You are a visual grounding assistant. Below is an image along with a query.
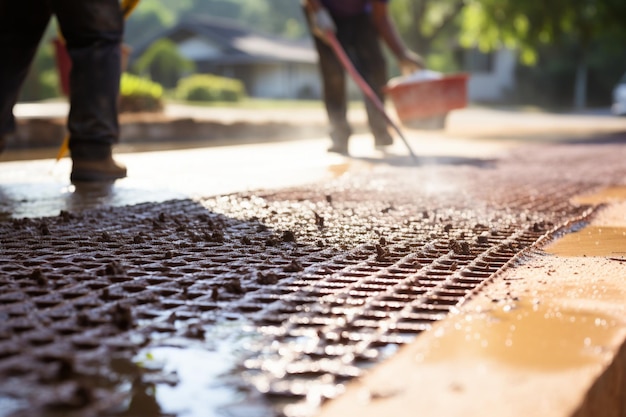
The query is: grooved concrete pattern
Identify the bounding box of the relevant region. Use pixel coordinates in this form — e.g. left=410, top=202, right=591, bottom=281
left=1, top=105, right=626, bottom=417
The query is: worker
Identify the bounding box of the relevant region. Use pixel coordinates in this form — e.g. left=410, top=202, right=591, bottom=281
left=303, top=0, right=424, bottom=155
left=0, top=0, right=127, bottom=182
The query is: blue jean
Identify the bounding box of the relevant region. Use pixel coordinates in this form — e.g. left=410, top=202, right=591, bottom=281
left=0, top=0, right=123, bottom=159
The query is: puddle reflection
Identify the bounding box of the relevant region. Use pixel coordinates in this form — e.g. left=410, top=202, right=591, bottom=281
left=135, top=347, right=239, bottom=417
left=124, top=322, right=271, bottom=417
left=544, top=226, right=626, bottom=257
left=422, top=300, right=618, bottom=371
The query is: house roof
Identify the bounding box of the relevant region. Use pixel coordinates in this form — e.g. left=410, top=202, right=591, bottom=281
left=131, top=15, right=317, bottom=65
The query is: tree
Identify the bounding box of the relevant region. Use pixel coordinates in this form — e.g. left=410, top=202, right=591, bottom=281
left=390, top=0, right=466, bottom=56
left=459, top=0, right=626, bottom=109
left=387, top=0, right=466, bottom=73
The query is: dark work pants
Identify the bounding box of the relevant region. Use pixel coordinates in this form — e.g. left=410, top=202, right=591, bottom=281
left=0, top=0, right=123, bottom=159
left=308, top=11, right=390, bottom=146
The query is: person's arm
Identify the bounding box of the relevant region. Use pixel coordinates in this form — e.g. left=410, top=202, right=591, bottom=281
left=371, top=1, right=424, bottom=73
left=303, top=0, right=335, bottom=41
left=303, top=0, right=323, bottom=13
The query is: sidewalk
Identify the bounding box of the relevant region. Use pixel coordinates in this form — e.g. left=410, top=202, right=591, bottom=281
left=8, top=101, right=338, bottom=153
left=7, top=101, right=626, bottom=156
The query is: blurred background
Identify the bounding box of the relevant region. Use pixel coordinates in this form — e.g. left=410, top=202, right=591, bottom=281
left=20, top=0, right=626, bottom=113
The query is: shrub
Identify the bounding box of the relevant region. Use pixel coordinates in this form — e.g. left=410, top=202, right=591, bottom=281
left=119, top=73, right=164, bottom=112
left=132, top=38, right=195, bottom=89
left=175, top=74, right=246, bottom=103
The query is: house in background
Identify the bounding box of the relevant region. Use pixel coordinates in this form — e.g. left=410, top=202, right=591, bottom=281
left=132, top=15, right=519, bottom=104
left=459, top=48, right=517, bottom=103
left=131, top=16, right=321, bottom=99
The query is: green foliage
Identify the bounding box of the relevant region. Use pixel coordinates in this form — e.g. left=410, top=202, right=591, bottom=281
left=125, top=0, right=176, bottom=48
left=132, top=38, right=195, bottom=89
left=460, top=0, right=626, bottom=65
left=18, top=41, right=60, bottom=101
left=119, top=73, right=164, bottom=112
left=389, top=0, right=465, bottom=56
left=459, top=0, right=626, bottom=107
left=175, top=74, right=245, bottom=103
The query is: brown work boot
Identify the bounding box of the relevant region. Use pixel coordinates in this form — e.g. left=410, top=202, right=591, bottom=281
left=71, top=156, right=127, bottom=182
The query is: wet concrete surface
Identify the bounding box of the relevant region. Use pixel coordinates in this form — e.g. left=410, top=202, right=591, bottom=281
left=319, top=189, right=626, bottom=417
left=1, top=106, right=626, bottom=417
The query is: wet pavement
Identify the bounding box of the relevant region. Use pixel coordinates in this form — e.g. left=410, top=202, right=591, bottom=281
left=1, top=105, right=626, bottom=417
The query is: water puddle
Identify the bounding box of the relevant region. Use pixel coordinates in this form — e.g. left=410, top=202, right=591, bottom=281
left=544, top=226, right=626, bottom=257
left=421, top=300, right=618, bottom=371
left=572, top=186, right=626, bottom=205
left=327, top=162, right=351, bottom=178
left=545, top=186, right=626, bottom=257
left=111, top=321, right=272, bottom=417
left=131, top=346, right=241, bottom=417
left=0, top=396, right=26, bottom=417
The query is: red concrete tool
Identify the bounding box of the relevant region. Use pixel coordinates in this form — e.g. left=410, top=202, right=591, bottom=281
left=324, top=31, right=418, bottom=162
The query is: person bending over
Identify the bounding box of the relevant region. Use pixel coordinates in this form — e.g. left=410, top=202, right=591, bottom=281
left=303, top=0, right=423, bottom=154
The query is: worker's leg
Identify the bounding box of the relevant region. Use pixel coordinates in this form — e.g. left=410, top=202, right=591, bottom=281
left=305, top=10, right=351, bottom=153
left=0, top=0, right=51, bottom=146
left=51, top=0, right=126, bottom=180
left=351, top=13, right=392, bottom=147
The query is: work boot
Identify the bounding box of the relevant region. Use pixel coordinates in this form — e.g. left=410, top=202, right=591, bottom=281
left=327, top=142, right=349, bottom=155
left=374, top=131, right=394, bottom=149
left=70, top=156, right=127, bottom=182
left=328, top=126, right=350, bottom=155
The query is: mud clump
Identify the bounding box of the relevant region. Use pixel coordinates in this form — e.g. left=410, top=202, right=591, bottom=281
left=185, top=323, right=205, bottom=340
left=282, top=230, right=296, bottom=243
left=476, top=233, right=489, bottom=244
left=224, top=279, right=244, bottom=295
left=100, top=231, right=113, bottom=242
left=257, top=272, right=279, bottom=285
left=283, top=260, right=304, bottom=272
left=105, top=261, right=126, bottom=276
left=59, top=210, right=74, bottom=222
left=532, top=221, right=552, bottom=233
left=313, top=211, right=325, bottom=229
left=30, top=268, right=48, bottom=286
left=213, top=231, right=225, bottom=242
left=111, top=304, right=133, bottom=330
left=39, top=222, right=51, bottom=236
left=45, top=382, right=93, bottom=410
left=450, top=239, right=471, bottom=255
left=375, top=244, right=389, bottom=261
